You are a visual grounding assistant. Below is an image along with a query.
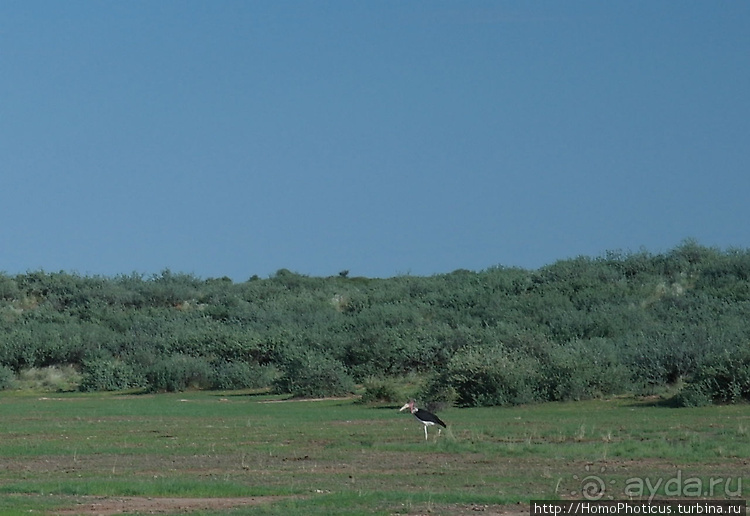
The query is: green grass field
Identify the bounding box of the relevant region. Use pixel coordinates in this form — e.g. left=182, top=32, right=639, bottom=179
left=0, top=391, right=748, bottom=515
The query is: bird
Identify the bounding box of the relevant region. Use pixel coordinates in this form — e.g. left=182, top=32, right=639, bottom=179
left=399, top=400, right=447, bottom=441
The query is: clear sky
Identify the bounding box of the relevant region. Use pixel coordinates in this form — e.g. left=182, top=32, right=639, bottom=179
left=2, top=2, right=749, bottom=280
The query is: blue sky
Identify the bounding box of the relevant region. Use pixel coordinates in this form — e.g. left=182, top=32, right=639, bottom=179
left=2, top=2, right=749, bottom=280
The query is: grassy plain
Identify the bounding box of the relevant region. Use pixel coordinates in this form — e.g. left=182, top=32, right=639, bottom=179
left=0, top=391, right=748, bottom=515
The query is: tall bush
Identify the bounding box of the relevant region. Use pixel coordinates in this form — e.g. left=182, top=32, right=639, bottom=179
left=144, top=354, right=214, bottom=392
left=542, top=339, right=631, bottom=401
left=0, top=365, right=15, bottom=390
left=80, top=359, right=141, bottom=392
left=273, top=350, right=354, bottom=398
left=431, top=345, right=544, bottom=407
left=675, top=347, right=750, bottom=407
left=212, top=361, right=276, bottom=390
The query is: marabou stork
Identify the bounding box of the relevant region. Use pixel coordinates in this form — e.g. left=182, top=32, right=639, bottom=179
left=399, top=400, right=447, bottom=441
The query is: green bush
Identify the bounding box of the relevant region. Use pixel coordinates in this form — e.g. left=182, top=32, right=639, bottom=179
left=673, top=383, right=713, bottom=408
left=0, top=365, right=15, bottom=390
left=435, top=345, right=544, bottom=407
left=419, top=376, right=458, bottom=408
left=543, top=339, right=632, bottom=401
left=145, top=355, right=214, bottom=392
left=212, top=361, right=276, bottom=390
left=677, top=348, right=750, bottom=405
left=360, top=377, right=403, bottom=404
left=80, top=359, right=140, bottom=392
left=0, top=328, right=38, bottom=370
left=3, top=243, right=750, bottom=402
left=273, top=350, right=354, bottom=398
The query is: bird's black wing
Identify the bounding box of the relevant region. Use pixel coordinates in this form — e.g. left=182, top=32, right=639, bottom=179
left=433, top=414, right=447, bottom=428
left=416, top=408, right=447, bottom=428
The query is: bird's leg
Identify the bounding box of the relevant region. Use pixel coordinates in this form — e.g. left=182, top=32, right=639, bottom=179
left=424, top=425, right=428, bottom=441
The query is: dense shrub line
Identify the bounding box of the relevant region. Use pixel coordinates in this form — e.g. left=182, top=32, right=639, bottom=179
left=1, top=241, right=750, bottom=406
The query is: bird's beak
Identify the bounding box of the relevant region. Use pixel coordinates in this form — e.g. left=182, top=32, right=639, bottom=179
left=399, top=403, right=410, bottom=412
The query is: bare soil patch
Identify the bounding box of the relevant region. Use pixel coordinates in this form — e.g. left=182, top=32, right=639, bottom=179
left=258, top=396, right=357, bottom=403
left=399, top=503, right=528, bottom=516
left=50, top=498, right=528, bottom=516
left=51, top=495, right=292, bottom=515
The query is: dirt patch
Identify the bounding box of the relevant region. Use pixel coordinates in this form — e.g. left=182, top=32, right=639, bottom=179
left=51, top=495, right=292, bottom=515
left=258, top=396, right=357, bottom=403
left=400, top=503, right=528, bottom=516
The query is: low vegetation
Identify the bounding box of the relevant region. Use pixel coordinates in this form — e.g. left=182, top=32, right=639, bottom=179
left=0, top=392, right=748, bottom=515
left=1, top=240, right=750, bottom=406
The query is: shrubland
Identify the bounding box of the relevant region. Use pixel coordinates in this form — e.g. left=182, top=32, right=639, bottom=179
left=1, top=240, right=749, bottom=407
